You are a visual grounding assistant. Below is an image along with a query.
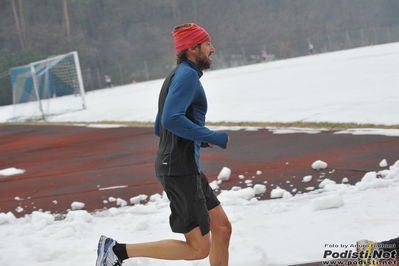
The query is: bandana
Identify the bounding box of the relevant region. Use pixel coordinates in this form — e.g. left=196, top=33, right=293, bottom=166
left=172, top=23, right=211, bottom=53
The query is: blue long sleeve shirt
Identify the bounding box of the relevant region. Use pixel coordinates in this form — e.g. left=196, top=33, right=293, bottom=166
left=154, top=60, right=228, bottom=177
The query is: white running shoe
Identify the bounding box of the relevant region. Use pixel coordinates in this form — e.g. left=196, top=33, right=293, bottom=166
left=96, top=235, right=122, bottom=266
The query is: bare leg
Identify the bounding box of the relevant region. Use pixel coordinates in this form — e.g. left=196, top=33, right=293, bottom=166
left=209, top=205, right=232, bottom=266
left=125, top=226, right=211, bottom=260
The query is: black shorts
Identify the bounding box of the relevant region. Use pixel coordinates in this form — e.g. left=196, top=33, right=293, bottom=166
left=156, top=172, right=220, bottom=236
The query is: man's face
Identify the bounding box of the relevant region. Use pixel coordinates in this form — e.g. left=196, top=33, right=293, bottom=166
left=196, top=41, right=215, bottom=70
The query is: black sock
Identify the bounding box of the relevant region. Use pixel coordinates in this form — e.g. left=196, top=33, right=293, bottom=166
left=113, top=243, right=128, bottom=261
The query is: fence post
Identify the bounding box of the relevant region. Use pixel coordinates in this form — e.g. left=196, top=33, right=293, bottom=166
left=144, top=60, right=149, bottom=81
left=96, top=68, right=101, bottom=89
left=219, top=50, right=225, bottom=68
left=360, top=29, right=365, bottom=46
left=119, top=64, right=124, bottom=85
left=373, top=28, right=378, bottom=44
left=345, top=31, right=352, bottom=49
left=90, top=68, right=94, bottom=91
left=30, top=63, right=45, bottom=120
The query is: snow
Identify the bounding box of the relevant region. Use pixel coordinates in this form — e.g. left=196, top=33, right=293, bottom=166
left=1, top=43, right=399, bottom=265
left=380, top=159, right=388, bottom=168
left=319, top=179, right=337, bottom=189
left=217, top=166, right=232, bottom=181
left=270, top=186, right=293, bottom=199
left=1, top=43, right=399, bottom=126
left=0, top=167, right=25, bottom=177
left=71, top=202, right=85, bottom=211
left=130, top=195, right=149, bottom=205
left=310, top=193, right=344, bottom=211
left=302, top=175, right=313, bottom=183
left=253, top=184, right=267, bottom=195
left=311, top=160, right=328, bottom=170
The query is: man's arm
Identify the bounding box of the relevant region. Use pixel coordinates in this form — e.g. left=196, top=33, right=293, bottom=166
left=161, top=71, right=228, bottom=148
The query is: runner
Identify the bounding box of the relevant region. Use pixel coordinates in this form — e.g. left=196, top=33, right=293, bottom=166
left=96, top=23, right=231, bottom=266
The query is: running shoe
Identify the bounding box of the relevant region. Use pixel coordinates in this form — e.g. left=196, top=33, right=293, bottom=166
left=96, top=235, right=122, bottom=266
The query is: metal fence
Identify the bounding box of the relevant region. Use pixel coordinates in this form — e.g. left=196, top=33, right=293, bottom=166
left=1, top=25, right=399, bottom=106
left=88, top=25, right=399, bottom=90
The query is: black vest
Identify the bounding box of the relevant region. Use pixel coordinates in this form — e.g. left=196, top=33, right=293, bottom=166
left=155, top=67, right=198, bottom=177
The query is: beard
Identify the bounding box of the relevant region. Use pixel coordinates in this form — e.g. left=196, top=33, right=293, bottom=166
left=197, top=49, right=212, bottom=70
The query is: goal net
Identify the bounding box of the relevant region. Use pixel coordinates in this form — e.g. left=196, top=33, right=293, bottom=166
left=9, top=51, right=87, bottom=121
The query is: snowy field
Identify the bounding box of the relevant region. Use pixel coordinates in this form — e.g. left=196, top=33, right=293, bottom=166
left=1, top=42, right=399, bottom=125
left=1, top=43, right=399, bottom=266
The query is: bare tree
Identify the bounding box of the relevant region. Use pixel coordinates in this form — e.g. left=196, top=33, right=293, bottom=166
left=63, top=0, right=72, bottom=50
left=11, top=0, right=24, bottom=50
left=17, top=0, right=27, bottom=47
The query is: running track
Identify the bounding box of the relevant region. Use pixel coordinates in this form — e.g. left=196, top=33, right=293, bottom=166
left=1, top=124, right=399, bottom=219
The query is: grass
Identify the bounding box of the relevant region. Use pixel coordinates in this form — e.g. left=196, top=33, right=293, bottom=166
left=2, top=120, right=399, bottom=130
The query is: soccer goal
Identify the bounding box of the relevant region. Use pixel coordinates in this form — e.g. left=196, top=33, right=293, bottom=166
left=9, top=51, right=87, bottom=121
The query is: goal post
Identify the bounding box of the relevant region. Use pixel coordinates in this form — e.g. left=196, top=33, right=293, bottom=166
left=9, top=51, right=87, bottom=121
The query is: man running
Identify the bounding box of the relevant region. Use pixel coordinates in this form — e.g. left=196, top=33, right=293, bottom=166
left=96, top=23, right=231, bottom=266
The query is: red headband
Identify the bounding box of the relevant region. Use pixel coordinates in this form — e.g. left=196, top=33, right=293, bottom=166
left=172, top=23, right=211, bottom=53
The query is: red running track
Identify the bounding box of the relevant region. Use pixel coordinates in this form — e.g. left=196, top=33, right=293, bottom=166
left=1, top=124, right=398, bottom=218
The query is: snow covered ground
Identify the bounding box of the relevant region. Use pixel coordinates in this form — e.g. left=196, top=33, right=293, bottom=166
left=1, top=42, right=399, bottom=125
left=1, top=43, right=399, bottom=266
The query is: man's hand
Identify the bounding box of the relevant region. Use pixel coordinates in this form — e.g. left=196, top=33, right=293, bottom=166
left=209, top=136, right=229, bottom=149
